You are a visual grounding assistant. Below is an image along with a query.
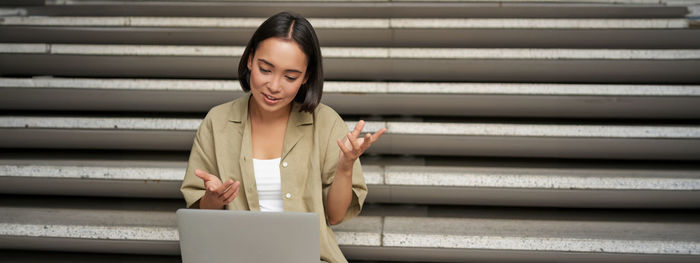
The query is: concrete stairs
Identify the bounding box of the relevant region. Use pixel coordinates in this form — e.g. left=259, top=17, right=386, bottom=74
left=1, top=0, right=700, bottom=262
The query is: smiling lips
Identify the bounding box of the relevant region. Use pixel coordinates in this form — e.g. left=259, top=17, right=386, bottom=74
left=262, top=92, right=281, bottom=105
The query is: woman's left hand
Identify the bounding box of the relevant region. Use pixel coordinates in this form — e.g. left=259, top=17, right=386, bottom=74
left=337, top=120, right=386, bottom=171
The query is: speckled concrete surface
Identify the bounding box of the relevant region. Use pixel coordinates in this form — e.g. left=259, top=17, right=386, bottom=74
left=3, top=77, right=699, bottom=96
left=382, top=232, right=700, bottom=255
left=382, top=216, right=700, bottom=255
left=1, top=206, right=699, bottom=255
left=387, top=122, right=700, bottom=138
left=0, top=77, right=241, bottom=91
left=0, top=165, right=185, bottom=181
left=385, top=165, right=700, bottom=190
left=0, top=43, right=45, bottom=53
left=4, top=161, right=699, bottom=190
left=390, top=18, right=689, bottom=28
left=389, top=48, right=700, bottom=59
left=384, top=82, right=700, bottom=96
left=0, top=222, right=379, bottom=246
left=322, top=47, right=389, bottom=58
left=0, top=116, right=202, bottom=130
left=331, top=216, right=383, bottom=246
left=0, top=163, right=383, bottom=185
left=2, top=116, right=699, bottom=138
left=0, top=16, right=688, bottom=29
left=0, top=204, right=381, bottom=247
left=345, top=121, right=385, bottom=134
left=0, top=17, right=389, bottom=28
left=52, top=44, right=244, bottom=56
left=361, top=165, right=385, bottom=185
left=0, top=223, right=178, bottom=241
left=3, top=44, right=699, bottom=59
left=3, top=162, right=698, bottom=203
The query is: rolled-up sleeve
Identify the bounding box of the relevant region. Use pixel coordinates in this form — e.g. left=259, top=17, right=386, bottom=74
left=321, top=112, right=368, bottom=225
left=181, top=113, right=218, bottom=208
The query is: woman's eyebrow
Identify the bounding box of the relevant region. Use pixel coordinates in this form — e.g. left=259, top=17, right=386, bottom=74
left=258, top=58, right=303, bottom=74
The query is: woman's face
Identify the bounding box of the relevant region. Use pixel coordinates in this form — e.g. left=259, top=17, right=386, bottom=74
left=247, top=37, right=309, bottom=115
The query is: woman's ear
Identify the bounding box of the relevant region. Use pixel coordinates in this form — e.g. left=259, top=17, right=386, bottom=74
left=247, top=54, right=253, bottom=70
left=303, top=73, right=310, bottom=85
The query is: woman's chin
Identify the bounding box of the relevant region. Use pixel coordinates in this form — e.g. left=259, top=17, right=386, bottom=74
left=253, top=95, right=290, bottom=113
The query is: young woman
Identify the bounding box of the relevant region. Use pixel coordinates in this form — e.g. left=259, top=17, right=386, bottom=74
left=180, top=12, right=385, bottom=262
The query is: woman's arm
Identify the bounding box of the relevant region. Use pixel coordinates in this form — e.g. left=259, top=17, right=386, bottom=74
left=181, top=111, right=240, bottom=209
left=325, top=120, right=385, bottom=225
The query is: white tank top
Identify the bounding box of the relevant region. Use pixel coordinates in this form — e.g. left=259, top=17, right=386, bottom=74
left=252, top=157, right=284, bottom=212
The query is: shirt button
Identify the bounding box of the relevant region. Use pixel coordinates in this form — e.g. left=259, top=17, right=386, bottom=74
left=285, top=193, right=292, bottom=199
left=282, top=161, right=288, bottom=168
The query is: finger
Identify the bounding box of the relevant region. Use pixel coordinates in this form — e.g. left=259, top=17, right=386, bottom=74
left=226, top=181, right=240, bottom=197
left=359, top=133, right=373, bottom=151
left=221, top=179, right=235, bottom=193
left=232, top=181, right=240, bottom=193
left=217, top=180, right=234, bottom=198
left=347, top=132, right=361, bottom=152
left=360, top=128, right=386, bottom=152
left=226, top=183, right=240, bottom=203
left=337, top=139, right=352, bottom=155
left=205, top=180, right=219, bottom=192
left=351, top=120, right=365, bottom=138
left=371, top=128, right=387, bottom=143
left=194, top=169, right=214, bottom=181
left=220, top=181, right=238, bottom=200
left=215, top=179, right=235, bottom=195
left=222, top=183, right=240, bottom=204
left=224, top=190, right=238, bottom=204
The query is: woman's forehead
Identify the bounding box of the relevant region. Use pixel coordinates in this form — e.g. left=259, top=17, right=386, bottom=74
left=255, top=37, right=308, bottom=72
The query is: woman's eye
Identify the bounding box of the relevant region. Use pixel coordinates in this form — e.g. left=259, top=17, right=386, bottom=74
left=285, top=76, right=298, bottom=81
left=259, top=67, right=271, bottom=73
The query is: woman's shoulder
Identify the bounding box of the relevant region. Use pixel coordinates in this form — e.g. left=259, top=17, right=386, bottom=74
left=204, top=95, right=248, bottom=121
left=313, top=103, right=344, bottom=126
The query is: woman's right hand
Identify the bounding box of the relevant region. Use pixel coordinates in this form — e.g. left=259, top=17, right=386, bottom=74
left=194, top=169, right=240, bottom=209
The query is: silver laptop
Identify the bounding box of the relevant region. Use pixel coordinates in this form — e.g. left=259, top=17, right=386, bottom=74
left=177, top=208, right=320, bottom=263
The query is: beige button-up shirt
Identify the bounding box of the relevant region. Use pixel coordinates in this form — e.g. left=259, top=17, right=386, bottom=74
left=181, top=93, right=367, bottom=263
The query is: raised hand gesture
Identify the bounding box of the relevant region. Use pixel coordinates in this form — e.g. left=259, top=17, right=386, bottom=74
left=194, top=169, right=240, bottom=209
left=336, top=120, right=386, bottom=171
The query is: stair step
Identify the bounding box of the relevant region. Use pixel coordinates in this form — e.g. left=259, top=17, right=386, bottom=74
left=4, top=17, right=689, bottom=29
left=4, top=26, right=699, bottom=48
left=11, top=1, right=690, bottom=18
left=0, top=197, right=378, bottom=256
left=1, top=153, right=699, bottom=208
left=2, top=44, right=699, bottom=83
left=3, top=16, right=697, bottom=48
left=1, top=1, right=698, bottom=261
left=360, top=216, right=700, bottom=262
left=0, top=250, right=181, bottom=263
left=2, top=116, right=699, bottom=159
left=3, top=77, right=699, bottom=118
left=1, top=198, right=698, bottom=262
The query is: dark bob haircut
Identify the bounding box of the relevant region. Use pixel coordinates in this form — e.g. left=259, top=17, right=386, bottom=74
left=238, top=12, right=324, bottom=113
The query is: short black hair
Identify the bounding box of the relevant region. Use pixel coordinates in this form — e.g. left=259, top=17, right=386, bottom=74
left=238, top=12, right=324, bottom=113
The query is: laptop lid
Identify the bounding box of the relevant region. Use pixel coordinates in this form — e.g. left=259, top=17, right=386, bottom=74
left=177, top=208, right=320, bottom=263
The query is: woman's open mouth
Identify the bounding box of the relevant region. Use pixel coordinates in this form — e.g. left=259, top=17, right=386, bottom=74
left=262, top=92, right=281, bottom=105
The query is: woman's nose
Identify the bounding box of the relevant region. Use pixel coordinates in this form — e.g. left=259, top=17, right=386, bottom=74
left=267, top=77, right=282, bottom=93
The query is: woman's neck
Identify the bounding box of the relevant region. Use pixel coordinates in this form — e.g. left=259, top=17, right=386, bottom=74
left=248, top=96, right=292, bottom=123
left=248, top=95, right=291, bottom=160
